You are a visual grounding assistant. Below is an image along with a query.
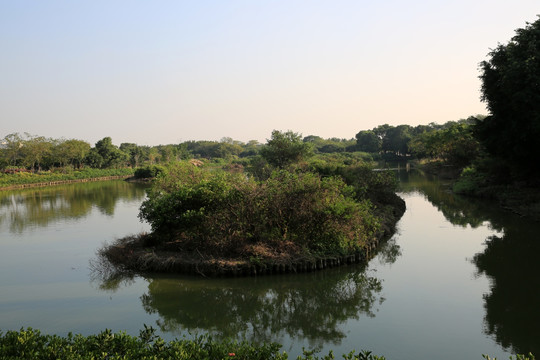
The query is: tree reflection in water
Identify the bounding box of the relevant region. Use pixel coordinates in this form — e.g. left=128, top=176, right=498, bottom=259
left=473, top=229, right=540, bottom=356
left=90, top=194, right=403, bottom=349
left=0, top=181, right=147, bottom=234
left=138, top=267, right=383, bottom=348
left=92, top=251, right=400, bottom=349
left=399, top=169, right=540, bottom=356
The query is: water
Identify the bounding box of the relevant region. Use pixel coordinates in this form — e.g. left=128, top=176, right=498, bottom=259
left=0, top=175, right=538, bottom=359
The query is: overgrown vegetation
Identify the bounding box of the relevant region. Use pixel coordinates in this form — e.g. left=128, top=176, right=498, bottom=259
left=99, top=130, right=405, bottom=276
left=139, top=163, right=381, bottom=257
left=0, top=327, right=533, bottom=360
left=0, top=327, right=387, bottom=360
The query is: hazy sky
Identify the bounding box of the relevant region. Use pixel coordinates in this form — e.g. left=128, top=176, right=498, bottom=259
left=1, top=1, right=539, bottom=146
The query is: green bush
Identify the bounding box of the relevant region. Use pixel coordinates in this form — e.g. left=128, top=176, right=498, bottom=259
left=307, top=157, right=398, bottom=201
left=134, top=165, right=168, bottom=179
left=453, top=166, right=483, bottom=195
left=138, top=163, right=380, bottom=256
left=0, top=327, right=288, bottom=360
left=0, top=327, right=533, bottom=360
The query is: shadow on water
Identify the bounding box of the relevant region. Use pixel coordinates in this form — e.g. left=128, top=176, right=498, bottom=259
left=471, top=215, right=540, bottom=356
left=0, top=181, right=147, bottom=234
left=91, top=238, right=401, bottom=349
left=399, top=168, right=540, bottom=356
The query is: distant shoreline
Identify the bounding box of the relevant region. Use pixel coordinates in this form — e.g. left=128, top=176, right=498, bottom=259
left=0, top=175, right=131, bottom=191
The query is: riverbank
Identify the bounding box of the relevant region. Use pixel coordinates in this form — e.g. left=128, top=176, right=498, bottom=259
left=0, top=168, right=134, bottom=190
left=417, top=160, right=540, bottom=221
left=455, top=181, right=540, bottom=221
left=97, top=192, right=406, bottom=277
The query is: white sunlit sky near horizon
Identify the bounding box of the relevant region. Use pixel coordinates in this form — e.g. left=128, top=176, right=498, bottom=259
left=1, top=1, right=539, bottom=146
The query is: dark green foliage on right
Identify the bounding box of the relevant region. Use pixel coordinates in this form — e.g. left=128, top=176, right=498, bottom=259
left=476, top=16, right=540, bottom=173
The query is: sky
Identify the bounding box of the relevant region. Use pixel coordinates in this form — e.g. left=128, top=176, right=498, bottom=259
left=1, top=1, right=539, bottom=146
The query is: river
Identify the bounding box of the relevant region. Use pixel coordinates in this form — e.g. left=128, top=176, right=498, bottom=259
left=0, top=172, right=538, bottom=359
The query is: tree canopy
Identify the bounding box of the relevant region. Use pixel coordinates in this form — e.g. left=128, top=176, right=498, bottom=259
left=260, top=130, right=313, bottom=168
left=476, top=16, right=540, bottom=171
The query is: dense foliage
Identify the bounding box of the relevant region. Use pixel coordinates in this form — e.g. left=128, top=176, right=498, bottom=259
left=0, top=327, right=307, bottom=360
left=353, top=116, right=483, bottom=168
left=139, top=162, right=381, bottom=257
left=260, top=130, right=313, bottom=168
left=408, top=122, right=480, bottom=167
left=477, top=16, right=540, bottom=172
left=0, top=328, right=533, bottom=360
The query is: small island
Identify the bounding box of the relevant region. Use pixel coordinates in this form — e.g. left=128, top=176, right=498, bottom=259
left=97, top=131, right=405, bottom=277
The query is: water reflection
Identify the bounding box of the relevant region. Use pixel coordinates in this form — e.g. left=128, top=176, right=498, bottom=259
left=0, top=181, right=147, bottom=234
left=144, top=267, right=382, bottom=348
left=397, top=169, right=498, bottom=229
left=473, top=221, right=540, bottom=355
left=400, top=168, right=540, bottom=356
left=93, top=238, right=402, bottom=349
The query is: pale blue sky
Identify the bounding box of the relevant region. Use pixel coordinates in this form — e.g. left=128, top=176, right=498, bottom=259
left=1, top=1, right=538, bottom=146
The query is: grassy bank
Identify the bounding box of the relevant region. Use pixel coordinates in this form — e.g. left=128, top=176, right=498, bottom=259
left=453, top=165, right=540, bottom=221
left=0, top=168, right=135, bottom=190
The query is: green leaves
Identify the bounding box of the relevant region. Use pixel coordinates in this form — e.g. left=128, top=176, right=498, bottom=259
left=138, top=163, right=380, bottom=256
left=0, top=327, right=290, bottom=359
left=477, top=16, right=540, bottom=171
left=260, top=130, right=313, bottom=168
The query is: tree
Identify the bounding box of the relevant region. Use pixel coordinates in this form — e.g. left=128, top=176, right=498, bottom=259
left=92, top=137, right=128, bottom=168
left=157, top=145, right=178, bottom=163
left=1, top=133, right=24, bottom=168
left=476, top=16, right=540, bottom=172
left=22, top=134, right=52, bottom=171
left=54, top=139, right=91, bottom=169
left=260, top=130, right=313, bottom=168
left=120, top=143, right=144, bottom=167
left=382, top=125, right=412, bottom=155
left=409, top=123, right=479, bottom=167
left=355, top=130, right=381, bottom=153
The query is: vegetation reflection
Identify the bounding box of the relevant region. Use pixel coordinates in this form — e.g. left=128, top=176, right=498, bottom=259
left=148, top=268, right=382, bottom=348
left=397, top=169, right=500, bottom=229
left=399, top=168, right=540, bottom=356
left=0, top=181, right=147, bottom=233
left=473, top=218, right=540, bottom=356
left=93, top=239, right=401, bottom=349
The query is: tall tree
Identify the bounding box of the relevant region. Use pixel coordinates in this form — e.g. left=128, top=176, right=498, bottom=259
left=382, top=125, right=412, bottom=155
left=355, top=130, right=381, bottom=153
left=54, top=139, right=91, bottom=169
left=260, top=130, right=313, bottom=168
left=476, top=16, right=540, bottom=172
left=1, top=133, right=24, bottom=167
left=120, top=143, right=144, bottom=167
left=22, top=134, right=52, bottom=171
left=93, top=137, right=128, bottom=168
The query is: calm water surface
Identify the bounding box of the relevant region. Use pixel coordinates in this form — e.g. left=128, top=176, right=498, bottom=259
left=0, top=175, right=538, bottom=359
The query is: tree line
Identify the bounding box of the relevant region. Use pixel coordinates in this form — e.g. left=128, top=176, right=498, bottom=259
left=0, top=117, right=484, bottom=173
left=3, top=15, right=539, bottom=180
